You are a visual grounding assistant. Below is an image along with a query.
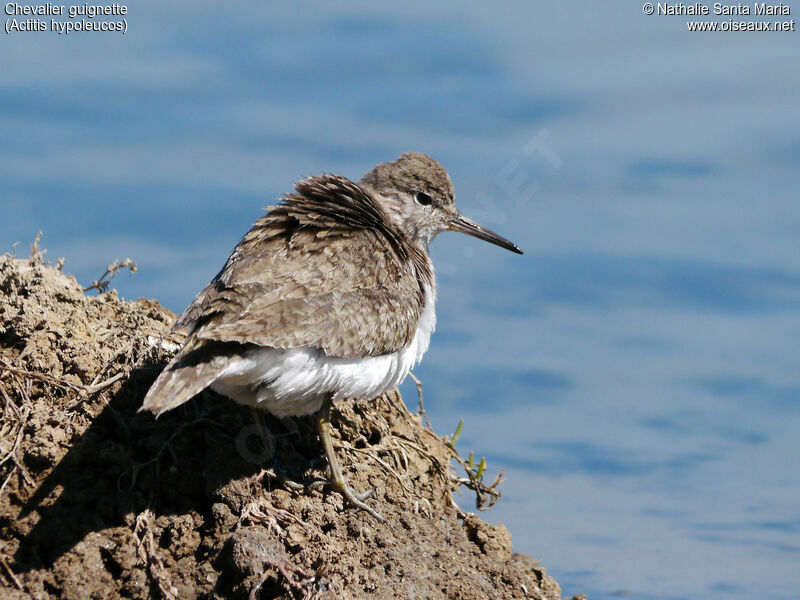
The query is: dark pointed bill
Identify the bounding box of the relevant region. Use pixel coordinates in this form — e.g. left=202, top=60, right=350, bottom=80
left=449, top=214, right=523, bottom=255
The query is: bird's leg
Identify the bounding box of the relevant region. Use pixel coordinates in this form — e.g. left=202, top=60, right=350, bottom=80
left=250, top=407, right=305, bottom=490
left=250, top=407, right=276, bottom=462
left=279, top=416, right=299, bottom=435
left=315, top=394, right=386, bottom=522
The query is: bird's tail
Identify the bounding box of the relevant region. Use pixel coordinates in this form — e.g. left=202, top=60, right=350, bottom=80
left=140, top=340, right=233, bottom=416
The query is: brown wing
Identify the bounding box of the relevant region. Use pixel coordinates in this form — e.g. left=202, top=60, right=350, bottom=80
left=175, top=175, right=431, bottom=358
left=140, top=339, right=243, bottom=416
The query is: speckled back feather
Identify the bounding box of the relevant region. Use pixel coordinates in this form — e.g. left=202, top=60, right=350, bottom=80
left=175, top=174, right=433, bottom=359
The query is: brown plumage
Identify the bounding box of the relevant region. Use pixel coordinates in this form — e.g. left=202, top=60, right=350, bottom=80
left=177, top=174, right=432, bottom=359
left=140, top=152, right=521, bottom=520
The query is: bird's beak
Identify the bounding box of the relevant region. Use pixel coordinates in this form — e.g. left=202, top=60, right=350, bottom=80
left=449, top=214, right=523, bottom=255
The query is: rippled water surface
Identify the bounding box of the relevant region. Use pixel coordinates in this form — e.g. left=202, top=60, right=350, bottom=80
left=3, top=3, right=799, bottom=598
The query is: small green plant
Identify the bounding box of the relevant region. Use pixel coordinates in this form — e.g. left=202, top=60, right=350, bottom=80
left=444, top=419, right=504, bottom=511
left=444, top=419, right=463, bottom=449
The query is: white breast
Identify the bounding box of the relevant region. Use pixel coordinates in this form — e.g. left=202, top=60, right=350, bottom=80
left=210, top=283, right=437, bottom=417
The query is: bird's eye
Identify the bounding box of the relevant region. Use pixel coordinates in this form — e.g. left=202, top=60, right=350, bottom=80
left=415, top=191, right=433, bottom=206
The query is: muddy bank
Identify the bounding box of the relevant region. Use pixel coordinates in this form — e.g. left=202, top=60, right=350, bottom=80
left=0, top=245, right=567, bottom=599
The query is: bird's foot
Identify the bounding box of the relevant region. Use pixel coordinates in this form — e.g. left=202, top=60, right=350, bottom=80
left=326, top=476, right=385, bottom=522
left=265, top=464, right=384, bottom=520
left=251, top=407, right=310, bottom=491
left=314, top=395, right=385, bottom=522
left=272, top=466, right=307, bottom=491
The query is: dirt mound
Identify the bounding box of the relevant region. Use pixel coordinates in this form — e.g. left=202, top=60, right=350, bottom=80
left=0, top=243, right=564, bottom=599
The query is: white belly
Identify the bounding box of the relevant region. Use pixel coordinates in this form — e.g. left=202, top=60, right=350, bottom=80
left=210, top=285, right=437, bottom=417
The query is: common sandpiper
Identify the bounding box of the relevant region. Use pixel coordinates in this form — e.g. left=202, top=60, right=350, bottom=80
left=141, top=152, right=522, bottom=521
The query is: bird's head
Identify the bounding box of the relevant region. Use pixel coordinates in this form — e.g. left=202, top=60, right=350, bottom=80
left=360, top=152, right=522, bottom=255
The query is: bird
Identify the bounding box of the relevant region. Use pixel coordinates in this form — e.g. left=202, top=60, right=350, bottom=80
left=140, top=152, right=522, bottom=521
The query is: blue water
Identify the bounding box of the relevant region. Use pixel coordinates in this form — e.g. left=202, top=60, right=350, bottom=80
left=2, top=3, right=799, bottom=598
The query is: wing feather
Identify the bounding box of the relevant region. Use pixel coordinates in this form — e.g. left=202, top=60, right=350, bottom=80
left=175, top=175, right=432, bottom=358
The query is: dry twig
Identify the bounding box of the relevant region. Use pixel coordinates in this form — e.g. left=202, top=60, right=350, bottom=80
left=134, top=509, right=179, bottom=600
left=83, top=258, right=138, bottom=293
left=239, top=493, right=311, bottom=534
left=0, top=359, right=82, bottom=393
left=408, top=371, right=434, bottom=430
left=342, top=445, right=414, bottom=495
left=0, top=557, right=22, bottom=590
left=28, top=231, right=46, bottom=265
